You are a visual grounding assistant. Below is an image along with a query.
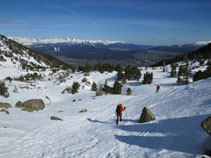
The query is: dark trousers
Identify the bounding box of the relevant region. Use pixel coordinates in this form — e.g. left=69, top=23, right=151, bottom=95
left=116, top=115, right=122, bottom=125
left=117, top=115, right=122, bottom=121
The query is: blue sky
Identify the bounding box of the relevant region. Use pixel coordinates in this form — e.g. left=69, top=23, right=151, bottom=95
left=0, top=0, right=211, bottom=45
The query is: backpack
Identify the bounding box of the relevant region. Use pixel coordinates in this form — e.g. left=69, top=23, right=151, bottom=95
left=116, top=105, right=121, bottom=114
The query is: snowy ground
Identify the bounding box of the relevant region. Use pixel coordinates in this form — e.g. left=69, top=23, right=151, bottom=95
left=0, top=65, right=211, bottom=158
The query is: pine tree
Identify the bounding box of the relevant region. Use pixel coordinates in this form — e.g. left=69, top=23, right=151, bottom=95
left=113, top=80, right=122, bottom=94
left=117, top=71, right=123, bottom=81
left=91, top=82, right=97, bottom=91
left=183, top=65, right=191, bottom=84
left=102, top=79, right=113, bottom=93
left=177, top=76, right=183, bottom=85
left=122, top=77, right=127, bottom=84
left=72, top=82, right=80, bottom=94
left=177, top=64, right=191, bottom=84
left=84, top=63, right=92, bottom=72
left=143, top=72, right=153, bottom=84
left=178, top=65, right=184, bottom=76
left=126, top=88, right=132, bottom=95
left=104, top=79, right=108, bottom=86
left=125, top=65, right=131, bottom=80
left=193, top=70, right=203, bottom=82
left=193, top=64, right=211, bottom=82
left=162, top=61, right=167, bottom=72
left=0, top=81, right=8, bottom=97
left=170, top=63, right=177, bottom=77
left=115, top=64, right=122, bottom=72
left=132, top=66, right=141, bottom=81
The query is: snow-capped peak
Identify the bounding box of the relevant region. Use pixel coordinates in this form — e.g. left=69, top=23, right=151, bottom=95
left=193, top=40, right=211, bottom=46
left=8, top=37, right=125, bottom=46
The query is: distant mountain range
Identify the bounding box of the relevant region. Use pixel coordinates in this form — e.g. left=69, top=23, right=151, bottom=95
left=9, top=37, right=211, bottom=66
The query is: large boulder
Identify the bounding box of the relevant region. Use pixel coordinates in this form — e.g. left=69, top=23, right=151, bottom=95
left=79, top=109, right=87, bottom=113
left=15, top=101, right=23, bottom=108
left=96, top=90, right=106, bottom=96
left=139, top=107, right=155, bottom=123
left=61, top=87, right=71, bottom=94
left=50, top=116, right=63, bottom=121
left=201, top=116, right=211, bottom=135
left=0, top=109, right=9, bottom=114
left=22, top=99, right=45, bottom=112
left=0, top=102, right=12, bottom=109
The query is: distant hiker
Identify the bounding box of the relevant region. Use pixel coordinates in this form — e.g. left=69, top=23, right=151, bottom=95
left=115, top=104, right=126, bottom=125
left=156, top=85, right=160, bottom=93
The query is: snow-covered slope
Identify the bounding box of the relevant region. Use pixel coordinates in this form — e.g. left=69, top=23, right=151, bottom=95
left=193, top=41, right=211, bottom=46
left=0, top=35, right=69, bottom=71
left=0, top=57, right=210, bottom=158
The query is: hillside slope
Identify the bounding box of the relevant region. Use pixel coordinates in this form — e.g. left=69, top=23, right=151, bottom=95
left=153, top=43, right=211, bottom=66
left=0, top=35, right=69, bottom=70
left=0, top=65, right=210, bottom=158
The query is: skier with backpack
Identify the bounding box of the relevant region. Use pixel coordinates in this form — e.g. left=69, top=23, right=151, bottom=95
left=155, top=85, right=160, bottom=93
left=115, top=103, right=126, bottom=125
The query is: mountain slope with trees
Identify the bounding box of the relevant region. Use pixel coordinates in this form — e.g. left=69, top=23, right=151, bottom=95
left=0, top=35, right=70, bottom=70
left=152, top=43, right=211, bottom=67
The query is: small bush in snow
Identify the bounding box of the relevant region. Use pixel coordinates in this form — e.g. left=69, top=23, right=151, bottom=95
left=91, top=82, right=97, bottom=91
left=82, top=77, right=88, bottom=83
left=5, top=76, right=13, bottom=83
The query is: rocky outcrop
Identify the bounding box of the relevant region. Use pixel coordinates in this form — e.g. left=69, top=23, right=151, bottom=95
left=0, top=55, right=6, bottom=62
left=22, top=99, right=45, bottom=112
left=61, top=87, right=71, bottom=94
left=15, top=101, right=23, bottom=108
left=201, top=116, right=211, bottom=135
left=96, top=90, right=106, bottom=96
left=50, top=116, right=63, bottom=121
left=0, top=109, right=9, bottom=114
left=139, top=107, right=155, bottom=123
left=79, top=109, right=87, bottom=113
left=0, top=102, right=12, bottom=109
left=202, top=137, right=211, bottom=158
left=84, top=72, right=90, bottom=76
left=203, top=150, right=211, bottom=158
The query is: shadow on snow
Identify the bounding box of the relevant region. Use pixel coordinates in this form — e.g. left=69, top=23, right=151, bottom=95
left=115, top=114, right=209, bottom=154
left=87, top=118, right=113, bottom=124
left=87, top=118, right=138, bottom=124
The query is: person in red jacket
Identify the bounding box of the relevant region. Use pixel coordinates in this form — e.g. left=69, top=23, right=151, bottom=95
left=155, top=85, right=160, bottom=93
left=115, top=104, right=126, bottom=125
